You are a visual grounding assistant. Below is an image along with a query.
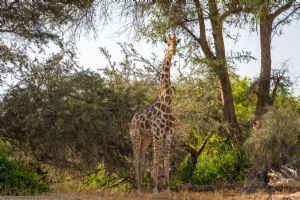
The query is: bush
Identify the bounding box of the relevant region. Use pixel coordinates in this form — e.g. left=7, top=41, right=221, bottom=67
left=0, top=142, right=49, bottom=195
left=82, top=163, right=131, bottom=191
left=178, top=147, right=248, bottom=185
left=192, top=150, right=247, bottom=184
left=244, top=107, right=300, bottom=171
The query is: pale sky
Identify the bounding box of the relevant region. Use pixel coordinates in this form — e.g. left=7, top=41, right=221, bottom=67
left=76, top=17, right=300, bottom=96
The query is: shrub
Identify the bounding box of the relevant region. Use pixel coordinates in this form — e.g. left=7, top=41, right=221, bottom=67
left=0, top=141, right=49, bottom=195
left=83, top=163, right=131, bottom=190
left=191, top=149, right=247, bottom=184
left=177, top=147, right=248, bottom=185
left=244, top=107, right=300, bottom=171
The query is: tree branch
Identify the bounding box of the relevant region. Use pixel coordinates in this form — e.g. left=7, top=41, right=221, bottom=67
left=179, top=23, right=200, bottom=43
left=193, top=0, right=215, bottom=59
left=196, top=131, right=214, bottom=155
left=268, top=167, right=300, bottom=189
left=220, top=7, right=243, bottom=21
left=182, top=131, right=215, bottom=159
left=219, top=4, right=254, bottom=22
left=270, top=0, right=294, bottom=20
left=182, top=143, right=197, bottom=158
left=272, top=4, right=300, bottom=31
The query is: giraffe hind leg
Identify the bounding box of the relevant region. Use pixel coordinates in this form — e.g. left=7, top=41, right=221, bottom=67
left=131, top=131, right=142, bottom=193
left=140, top=137, right=151, bottom=179
left=163, top=132, right=172, bottom=193
left=153, top=132, right=161, bottom=194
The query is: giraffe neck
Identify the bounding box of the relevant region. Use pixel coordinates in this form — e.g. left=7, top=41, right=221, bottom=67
left=159, top=52, right=173, bottom=105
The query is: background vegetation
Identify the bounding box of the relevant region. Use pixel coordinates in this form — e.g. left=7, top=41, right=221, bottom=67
left=0, top=0, right=299, bottom=195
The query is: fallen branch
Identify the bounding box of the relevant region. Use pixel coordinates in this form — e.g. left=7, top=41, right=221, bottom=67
left=268, top=166, right=300, bottom=189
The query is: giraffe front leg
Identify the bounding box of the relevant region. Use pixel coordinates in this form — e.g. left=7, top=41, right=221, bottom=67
left=153, top=135, right=160, bottom=195
left=131, top=134, right=142, bottom=193
left=140, top=137, right=151, bottom=178
left=164, top=132, right=172, bottom=193
left=133, top=150, right=141, bottom=193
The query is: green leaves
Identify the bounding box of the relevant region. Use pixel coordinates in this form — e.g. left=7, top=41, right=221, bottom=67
left=0, top=0, right=99, bottom=85
left=0, top=45, right=157, bottom=178
left=0, top=141, right=49, bottom=195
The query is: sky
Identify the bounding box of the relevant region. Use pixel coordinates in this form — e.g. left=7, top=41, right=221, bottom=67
left=76, top=16, right=300, bottom=96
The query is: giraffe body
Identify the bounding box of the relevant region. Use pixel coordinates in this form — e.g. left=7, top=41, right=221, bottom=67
left=130, top=34, right=177, bottom=194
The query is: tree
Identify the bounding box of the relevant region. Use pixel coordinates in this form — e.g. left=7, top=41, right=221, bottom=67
left=0, top=0, right=98, bottom=84
left=235, top=0, right=300, bottom=120
left=0, top=43, right=160, bottom=182
left=244, top=106, right=300, bottom=191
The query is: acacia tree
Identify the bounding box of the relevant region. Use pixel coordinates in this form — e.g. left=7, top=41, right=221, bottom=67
left=255, top=0, right=300, bottom=119
left=0, top=0, right=99, bottom=84
left=235, top=0, right=300, bottom=120
left=0, top=47, right=157, bottom=178
left=230, top=0, right=300, bottom=189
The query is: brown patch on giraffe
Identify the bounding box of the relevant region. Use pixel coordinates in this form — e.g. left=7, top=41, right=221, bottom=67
left=165, top=105, right=171, bottom=113
left=146, top=112, right=152, bottom=119
left=157, top=110, right=162, bottom=118
left=161, top=104, right=166, bottom=112
left=164, top=96, right=170, bottom=104
left=166, top=88, right=171, bottom=94
left=152, top=108, right=157, bottom=115
left=145, top=120, right=151, bottom=129
left=155, top=102, right=160, bottom=107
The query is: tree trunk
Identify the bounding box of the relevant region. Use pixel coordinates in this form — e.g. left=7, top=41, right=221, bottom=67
left=217, top=65, right=242, bottom=142
left=181, top=0, right=242, bottom=142
left=255, top=17, right=272, bottom=119
left=182, top=131, right=214, bottom=179
left=209, top=0, right=242, bottom=142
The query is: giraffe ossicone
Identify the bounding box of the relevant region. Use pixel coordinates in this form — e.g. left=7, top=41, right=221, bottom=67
left=129, top=34, right=178, bottom=194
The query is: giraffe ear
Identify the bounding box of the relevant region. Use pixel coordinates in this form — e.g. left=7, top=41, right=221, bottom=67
left=172, top=33, right=176, bottom=39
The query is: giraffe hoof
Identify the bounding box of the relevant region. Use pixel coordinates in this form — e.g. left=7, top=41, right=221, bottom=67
left=166, top=188, right=171, bottom=194
left=137, top=189, right=142, bottom=196
left=153, top=187, right=159, bottom=195
left=166, top=189, right=172, bottom=199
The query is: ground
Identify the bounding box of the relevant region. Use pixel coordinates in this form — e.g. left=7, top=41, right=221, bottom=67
left=1, top=190, right=299, bottom=200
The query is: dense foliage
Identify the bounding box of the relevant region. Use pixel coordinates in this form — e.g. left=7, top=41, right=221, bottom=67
left=0, top=0, right=98, bottom=84
left=0, top=52, right=154, bottom=176
left=0, top=0, right=300, bottom=195
left=0, top=141, right=49, bottom=195
left=245, top=107, right=300, bottom=171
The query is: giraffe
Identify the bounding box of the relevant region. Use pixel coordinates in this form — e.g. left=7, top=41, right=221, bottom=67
left=129, top=34, right=178, bottom=194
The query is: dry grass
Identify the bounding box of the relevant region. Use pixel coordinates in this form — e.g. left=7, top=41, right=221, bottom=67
left=0, top=190, right=286, bottom=200
left=1, top=184, right=297, bottom=200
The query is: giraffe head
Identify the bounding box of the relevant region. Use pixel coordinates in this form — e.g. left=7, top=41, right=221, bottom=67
left=166, top=34, right=178, bottom=57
